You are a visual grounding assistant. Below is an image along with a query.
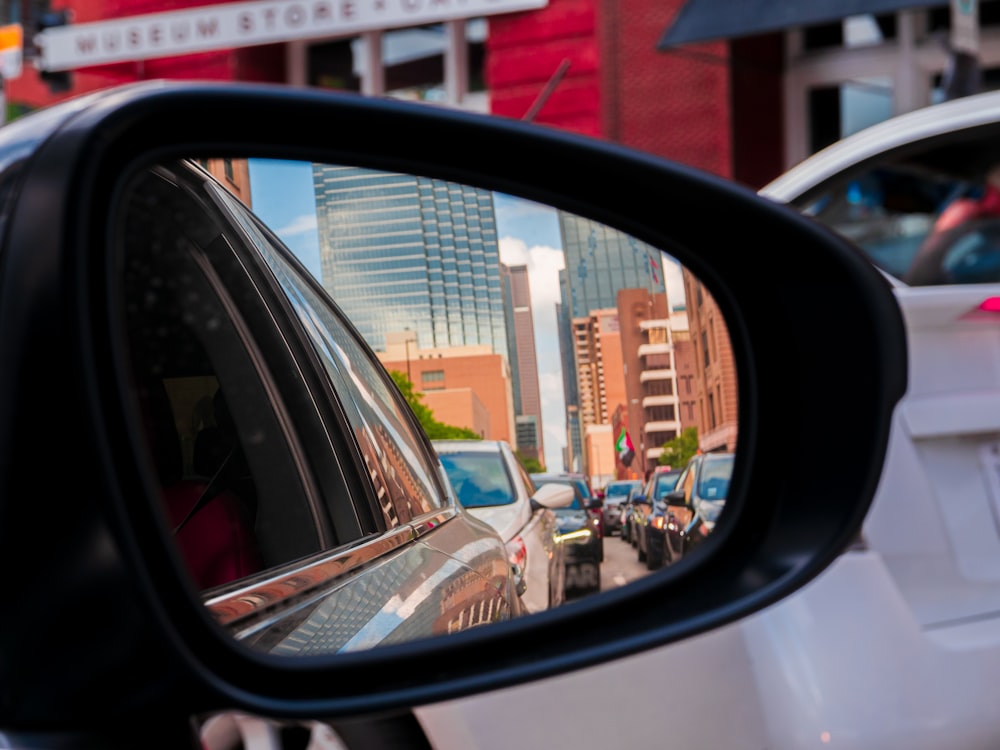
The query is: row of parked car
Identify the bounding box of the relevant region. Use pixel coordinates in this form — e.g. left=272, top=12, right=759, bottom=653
left=431, top=440, right=606, bottom=616
left=605, top=453, right=735, bottom=571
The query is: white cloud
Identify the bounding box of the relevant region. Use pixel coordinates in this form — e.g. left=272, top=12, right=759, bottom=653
left=539, top=371, right=567, bottom=471
left=500, top=236, right=569, bottom=470
left=662, top=256, right=687, bottom=310
left=278, top=213, right=318, bottom=237
left=499, top=237, right=566, bottom=311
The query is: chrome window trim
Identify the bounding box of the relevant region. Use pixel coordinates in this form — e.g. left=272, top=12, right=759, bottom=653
left=204, top=508, right=458, bottom=628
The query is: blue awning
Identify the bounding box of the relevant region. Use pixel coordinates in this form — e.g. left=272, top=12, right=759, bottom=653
left=658, top=0, right=948, bottom=49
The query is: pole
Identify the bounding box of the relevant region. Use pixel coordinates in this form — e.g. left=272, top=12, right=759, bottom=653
left=523, top=58, right=570, bottom=122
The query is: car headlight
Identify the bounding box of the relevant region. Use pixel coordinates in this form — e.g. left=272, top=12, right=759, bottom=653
left=557, top=528, right=594, bottom=543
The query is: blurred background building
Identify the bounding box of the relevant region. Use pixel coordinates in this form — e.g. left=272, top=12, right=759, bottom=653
left=12, top=0, right=993, bottom=463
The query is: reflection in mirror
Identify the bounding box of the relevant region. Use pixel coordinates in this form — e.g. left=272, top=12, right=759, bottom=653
left=114, top=156, right=738, bottom=657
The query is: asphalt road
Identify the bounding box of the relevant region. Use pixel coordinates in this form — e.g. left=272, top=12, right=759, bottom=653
left=601, top=530, right=650, bottom=591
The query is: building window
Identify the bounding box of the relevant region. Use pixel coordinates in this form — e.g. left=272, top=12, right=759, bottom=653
left=422, top=370, right=445, bottom=382
left=647, top=405, right=676, bottom=422
left=701, top=331, right=710, bottom=368
left=223, top=158, right=235, bottom=183
left=707, top=392, right=717, bottom=430
left=645, top=380, right=674, bottom=397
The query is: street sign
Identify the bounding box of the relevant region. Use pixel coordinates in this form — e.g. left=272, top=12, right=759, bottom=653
left=0, top=24, right=22, bottom=80
left=35, top=0, right=547, bottom=72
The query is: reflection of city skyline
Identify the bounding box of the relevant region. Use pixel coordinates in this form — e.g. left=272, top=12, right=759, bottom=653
left=246, top=161, right=703, bottom=474
left=312, top=164, right=509, bottom=361
left=311, top=165, right=548, bottom=465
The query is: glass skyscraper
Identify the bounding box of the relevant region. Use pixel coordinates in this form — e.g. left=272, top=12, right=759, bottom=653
left=312, top=164, right=508, bottom=361
left=558, top=211, right=667, bottom=318
left=557, top=211, right=667, bottom=473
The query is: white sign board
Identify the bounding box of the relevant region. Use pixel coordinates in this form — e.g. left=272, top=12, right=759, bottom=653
left=36, top=0, right=547, bottom=72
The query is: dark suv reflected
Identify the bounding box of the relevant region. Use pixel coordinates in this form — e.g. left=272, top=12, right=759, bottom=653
left=660, top=452, right=735, bottom=567
left=633, top=467, right=683, bottom=569
left=531, top=473, right=604, bottom=596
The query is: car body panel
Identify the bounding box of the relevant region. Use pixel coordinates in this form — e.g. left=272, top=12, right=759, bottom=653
left=434, top=440, right=567, bottom=614
left=760, top=93, right=1000, bottom=633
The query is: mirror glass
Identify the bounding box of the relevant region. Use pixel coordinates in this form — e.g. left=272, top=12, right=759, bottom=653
left=114, top=156, right=738, bottom=657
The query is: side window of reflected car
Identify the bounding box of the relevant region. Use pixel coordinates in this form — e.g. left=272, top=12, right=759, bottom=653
left=117, top=165, right=331, bottom=593
left=204, top=178, right=450, bottom=528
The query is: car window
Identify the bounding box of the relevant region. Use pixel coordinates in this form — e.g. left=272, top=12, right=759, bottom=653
left=437, top=451, right=515, bottom=508
left=206, top=180, right=449, bottom=527
left=118, top=166, right=330, bottom=591
left=654, top=472, right=680, bottom=498
left=604, top=483, right=633, bottom=498
left=696, top=455, right=734, bottom=500
left=801, top=159, right=1000, bottom=286
left=677, top=463, right=696, bottom=504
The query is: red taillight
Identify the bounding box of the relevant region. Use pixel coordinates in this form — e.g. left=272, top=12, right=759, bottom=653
left=506, top=536, right=527, bottom=569
left=961, top=297, right=1000, bottom=319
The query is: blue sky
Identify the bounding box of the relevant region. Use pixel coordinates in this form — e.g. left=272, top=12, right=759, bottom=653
left=248, top=159, right=322, bottom=278
left=247, top=159, right=684, bottom=471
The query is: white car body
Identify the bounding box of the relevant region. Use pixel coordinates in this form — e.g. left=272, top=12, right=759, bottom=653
left=432, top=439, right=574, bottom=615
left=417, top=90, right=1000, bottom=749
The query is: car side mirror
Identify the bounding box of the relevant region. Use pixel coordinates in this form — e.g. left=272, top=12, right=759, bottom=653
left=665, top=490, right=688, bottom=507
left=0, top=81, right=906, bottom=722
left=531, top=482, right=576, bottom=510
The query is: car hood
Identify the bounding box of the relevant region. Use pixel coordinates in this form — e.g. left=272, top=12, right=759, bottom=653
left=464, top=502, right=529, bottom=542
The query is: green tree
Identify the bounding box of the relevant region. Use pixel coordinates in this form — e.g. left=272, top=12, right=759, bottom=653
left=658, top=427, right=699, bottom=469
left=389, top=370, right=482, bottom=441
left=516, top=451, right=544, bottom=474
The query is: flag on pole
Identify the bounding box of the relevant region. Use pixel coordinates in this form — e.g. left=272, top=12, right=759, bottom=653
left=616, top=427, right=635, bottom=467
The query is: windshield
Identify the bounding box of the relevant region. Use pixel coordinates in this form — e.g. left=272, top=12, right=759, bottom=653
left=654, top=472, right=681, bottom=498
left=604, top=482, right=638, bottom=499
left=697, top=455, right=735, bottom=501
left=437, top=451, right=515, bottom=508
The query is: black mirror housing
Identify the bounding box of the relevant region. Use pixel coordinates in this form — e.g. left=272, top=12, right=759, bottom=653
left=0, top=81, right=906, bottom=726
left=665, top=490, right=688, bottom=507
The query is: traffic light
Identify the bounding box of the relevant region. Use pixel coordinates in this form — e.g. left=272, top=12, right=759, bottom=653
left=36, top=9, right=71, bottom=93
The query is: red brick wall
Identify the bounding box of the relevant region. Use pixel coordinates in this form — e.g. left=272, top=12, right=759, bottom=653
left=486, top=0, right=602, bottom=137
left=487, top=0, right=734, bottom=177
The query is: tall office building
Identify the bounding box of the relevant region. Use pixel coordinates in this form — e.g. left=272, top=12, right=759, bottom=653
left=501, top=264, right=544, bottom=466
left=312, top=164, right=509, bottom=363
left=556, top=211, right=668, bottom=475
left=558, top=212, right=666, bottom=319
